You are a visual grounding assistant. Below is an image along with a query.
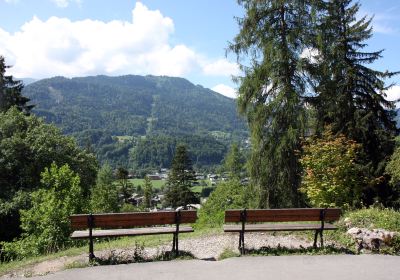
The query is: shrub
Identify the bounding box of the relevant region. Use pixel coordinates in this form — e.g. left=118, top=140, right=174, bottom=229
left=344, top=208, right=400, bottom=232
left=196, top=179, right=249, bottom=228
left=300, top=129, right=363, bottom=208
left=1, top=163, right=84, bottom=260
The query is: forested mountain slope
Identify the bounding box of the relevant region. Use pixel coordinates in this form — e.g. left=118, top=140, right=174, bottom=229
left=23, top=75, right=248, bottom=169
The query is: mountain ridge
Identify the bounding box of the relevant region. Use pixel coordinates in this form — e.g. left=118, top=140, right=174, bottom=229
left=22, top=75, right=248, bottom=169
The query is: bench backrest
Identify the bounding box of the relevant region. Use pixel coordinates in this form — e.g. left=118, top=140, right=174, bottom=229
left=70, top=210, right=197, bottom=230
left=225, top=208, right=341, bottom=223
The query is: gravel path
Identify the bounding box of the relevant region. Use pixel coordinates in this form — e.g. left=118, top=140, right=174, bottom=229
left=1, top=232, right=315, bottom=278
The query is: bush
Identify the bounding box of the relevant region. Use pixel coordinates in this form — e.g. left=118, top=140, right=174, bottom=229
left=1, top=163, right=84, bottom=261
left=196, top=179, right=249, bottom=228
left=300, top=129, right=363, bottom=208
left=344, top=208, right=400, bottom=232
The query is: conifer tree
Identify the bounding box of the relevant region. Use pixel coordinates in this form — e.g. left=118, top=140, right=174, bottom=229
left=229, top=0, right=312, bottom=208
left=143, top=175, right=153, bottom=208
left=0, top=56, right=33, bottom=114
left=308, top=0, right=398, bottom=204
left=164, top=145, right=198, bottom=208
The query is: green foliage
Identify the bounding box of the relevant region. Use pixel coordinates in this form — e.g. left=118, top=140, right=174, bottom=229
left=229, top=0, right=310, bottom=208
left=0, top=108, right=97, bottom=242
left=1, top=163, right=83, bottom=260
left=218, top=248, right=240, bottom=260
left=308, top=0, right=398, bottom=205
left=196, top=180, right=249, bottom=228
left=163, top=145, right=199, bottom=208
left=223, top=143, right=246, bottom=179
left=385, top=143, right=400, bottom=208
left=131, top=133, right=228, bottom=170
left=300, top=130, right=363, bottom=208
left=344, top=208, right=400, bottom=232
left=143, top=176, right=153, bottom=208
left=0, top=56, right=33, bottom=114
left=90, top=164, right=120, bottom=213
left=386, top=144, right=400, bottom=186
left=116, top=167, right=134, bottom=201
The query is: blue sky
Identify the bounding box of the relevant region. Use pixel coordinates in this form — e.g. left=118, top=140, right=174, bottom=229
left=0, top=0, right=399, bottom=101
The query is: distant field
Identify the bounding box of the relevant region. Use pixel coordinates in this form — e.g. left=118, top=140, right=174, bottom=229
left=128, top=178, right=166, bottom=189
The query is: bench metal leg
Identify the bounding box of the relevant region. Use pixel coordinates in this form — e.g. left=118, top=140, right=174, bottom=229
left=89, top=236, right=95, bottom=261
left=172, top=233, right=176, bottom=252
left=313, top=230, right=319, bottom=248
left=172, top=233, right=179, bottom=257
left=313, top=229, right=324, bottom=248
left=239, top=232, right=245, bottom=255
left=319, top=230, right=324, bottom=247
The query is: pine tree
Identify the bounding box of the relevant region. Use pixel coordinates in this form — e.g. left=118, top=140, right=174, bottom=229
left=0, top=56, right=33, bottom=114
left=308, top=0, right=398, bottom=204
left=164, top=145, right=198, bottom=208
left=229, top=0, right=312, bottom=208
left=143, top=175, right=153, bottom=208
left=224, top=143, right=245, bottom=180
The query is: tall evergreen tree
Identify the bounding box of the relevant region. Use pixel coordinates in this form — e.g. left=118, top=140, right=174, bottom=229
left=164, top=145, right=198, bottom=208
left=224, top=142, right=245, bottom=180
left=307, top=0, right=398, bottom=204
left=143, top=175, right=154, bottom=208
left=229, top=0, right=312, bottom=208
left=0, top=56, right=33, bottom=114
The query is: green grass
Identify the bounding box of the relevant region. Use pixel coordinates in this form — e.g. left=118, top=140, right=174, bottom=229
left=343, top=208, right=400, bottom=232
left=128, top=179, right=166, bottom=189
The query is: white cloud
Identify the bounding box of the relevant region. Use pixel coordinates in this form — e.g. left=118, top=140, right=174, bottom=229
left=386, top=86, right=400, bottom=108
left=203, top=59, right=240, bottom=76
left=4, top=0, right=19, bottom=3
left=212, top=84, right=237, bottom=99
left=0, top=2, right=235, bottom=80
left=51, top=0, right=81, bottom=8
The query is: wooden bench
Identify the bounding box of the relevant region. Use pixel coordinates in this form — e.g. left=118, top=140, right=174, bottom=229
left=70, top=210, right=197, bottom=260
left=223, top=208, right=341, bottom=254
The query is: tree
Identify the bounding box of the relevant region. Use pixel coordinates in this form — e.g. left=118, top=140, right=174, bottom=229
left=300, top=129, right=363, bottom=208
left=385, top=137, right=400, bottom=208
left=90, top=164, right=120, bottom=213
left=1, top=163, right=83, bottom=259
left=223, top=143, right=246, bottom=179
left=116, top=167, right=133, bottom=201
left=0, top=108, right=97, bottom=242
left=0, top=56, right=33, bottom=114
left=307, top=0, right=398, bottom=204
left=143, top=176, right=153, bottom=208
left=229, top=0, right=311, bottom=208
left=163, top=145, right=199, bottom=208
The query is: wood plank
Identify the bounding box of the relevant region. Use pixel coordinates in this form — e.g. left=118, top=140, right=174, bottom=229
left=71, top=226, right=194, bottom=239
left=223, top=223, right=337, bottom=232
left=70, top=210, right=197, bottom=229
left=225, top=208, right=341, bottom=223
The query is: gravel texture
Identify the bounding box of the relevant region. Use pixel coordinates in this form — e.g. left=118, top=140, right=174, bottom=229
left=1, top=232, right=314, bottom=278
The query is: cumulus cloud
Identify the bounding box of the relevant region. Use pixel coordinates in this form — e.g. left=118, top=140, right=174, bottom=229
left=0, top=2, right=235, bottom=80
left=386, top=85, right=400, bottom=108
left=203, top=59, right=240, bottom=76
left=212, top=84, right=237, bottom=99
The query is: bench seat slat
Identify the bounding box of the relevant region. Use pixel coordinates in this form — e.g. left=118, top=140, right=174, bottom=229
left=225, top=208, right=341, bottom=223
left=70, top=210, right=197, bottom=229
left=71, top=226, right=194, bottom=239
left=223, top=223, right=337, bottom=232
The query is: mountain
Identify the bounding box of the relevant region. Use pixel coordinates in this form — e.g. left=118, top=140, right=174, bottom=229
left=23, top=75, right=248, bottom=170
